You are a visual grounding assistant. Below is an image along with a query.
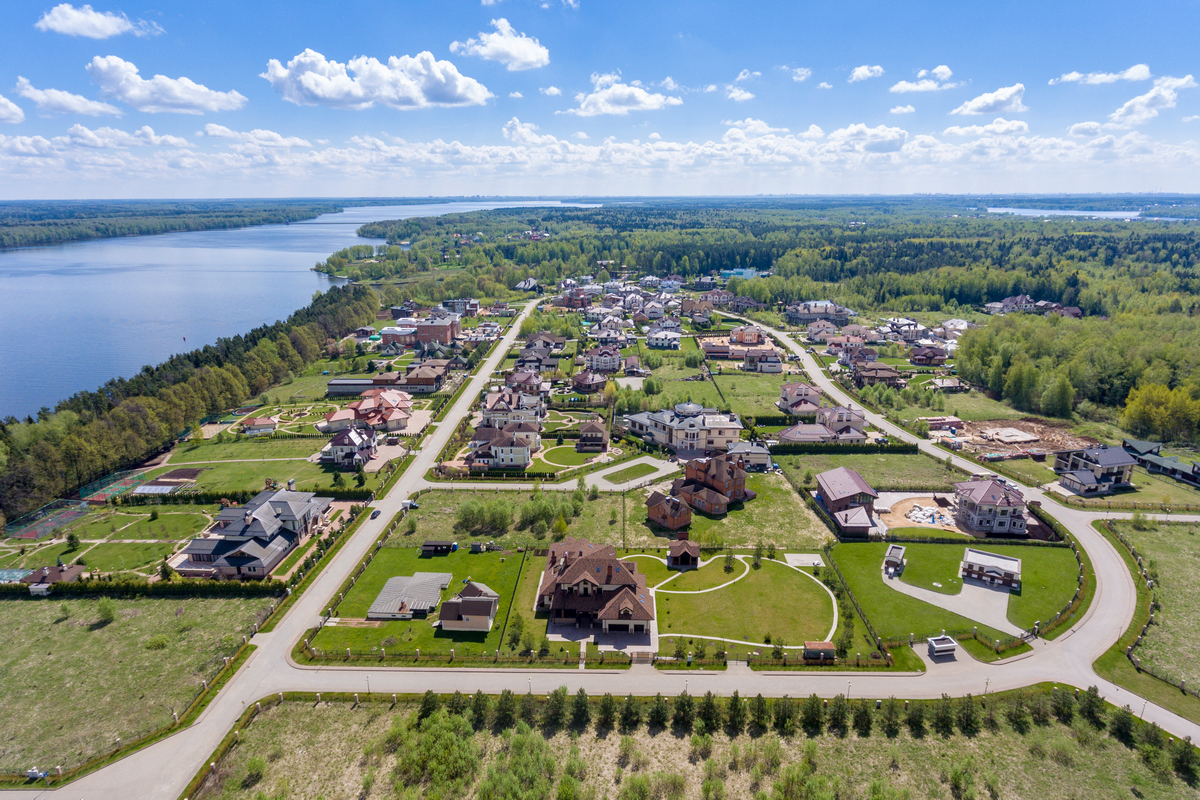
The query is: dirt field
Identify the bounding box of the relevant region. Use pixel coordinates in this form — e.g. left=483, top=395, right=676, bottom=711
left=955, top=418, right=1097, bottom=457
left=877, top=495, right=962, bottom=533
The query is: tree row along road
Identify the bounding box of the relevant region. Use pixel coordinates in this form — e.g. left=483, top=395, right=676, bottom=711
left=11, top=306, right=1200, bottom=800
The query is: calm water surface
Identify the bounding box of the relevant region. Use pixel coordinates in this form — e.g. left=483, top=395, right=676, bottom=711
left=987, top=207, right=1141, bottom=219
left=0, top=201, right=577, bottom=418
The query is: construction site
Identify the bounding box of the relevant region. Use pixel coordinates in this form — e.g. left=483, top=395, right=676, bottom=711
left=925, top=417, right=1098, bottom=462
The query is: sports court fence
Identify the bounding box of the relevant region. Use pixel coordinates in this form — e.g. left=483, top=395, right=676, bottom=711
left=79, top=470, right=146, bottom=502
left=3, top=499, right=89, bottom=540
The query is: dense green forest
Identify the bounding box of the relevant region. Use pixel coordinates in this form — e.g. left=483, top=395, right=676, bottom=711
left=0, top=285, right=377, bottom=521
left=0, top=197, right=488, bottom=248
left=336, top=199, right=1200, bottom=317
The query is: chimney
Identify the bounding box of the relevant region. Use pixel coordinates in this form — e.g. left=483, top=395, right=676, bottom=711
left=677, top=530, right=690, bottom=542
left=244, top=509, right=253, bottom=525
left=288, top=479, right=296, bottom=491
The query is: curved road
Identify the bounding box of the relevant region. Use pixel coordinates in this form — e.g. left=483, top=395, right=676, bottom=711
left=12, top=306, right=1200, bottom=799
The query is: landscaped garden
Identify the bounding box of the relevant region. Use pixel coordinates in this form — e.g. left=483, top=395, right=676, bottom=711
left=309, top=546, right=525, bottom=658
left=190, top=687, right=1199, bottom=800
left=174, top=438, right=324, bottom=462
left=831, top=542, right=1080, bottom=641
left=0, top=596, right=270, bottom=773
left=657, top=558, right=835, bottom=649
left=779, top=452, right=962, bottom=492
left=599, top=462, right=659, bottom=484
left=538, top=445, right=595, bottom=468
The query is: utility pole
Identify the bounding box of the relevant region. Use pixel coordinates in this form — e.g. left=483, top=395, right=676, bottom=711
left=622, top=489, right=627, bottom=549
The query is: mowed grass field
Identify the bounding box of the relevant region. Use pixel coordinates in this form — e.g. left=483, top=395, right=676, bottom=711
left=779, top=452, right=962, bottom=491
left=172, top=438, right=324, bottom=462
left=895, top=542, right=1081, bottom=630
left=632, top=473, right=832, bottom=551
left=0, top=596, right=269, bottom=772
left=600, top=462, right=659, bottom=484
left=656, top=560, right=834, bottom=647
left=310, top=547, right=524, bottom=658
left=888, top=389, right=1027, bottom=423
left=144, top=458, right=384, bottom=494
left=1112, top=521, right=1200, bottom=688
left=712, top=372, right=792, bottom=417
left=402, top=490, right=630, bottom=549
left=195, top=698, right=1199, bottom=800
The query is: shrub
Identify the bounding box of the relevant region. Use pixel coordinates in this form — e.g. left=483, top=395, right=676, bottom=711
left=97, top=597, right=116, bottom=624
left=145, top=633, right=170, bottom=650
left=597, top=692, right=617, bottom=730
left=853, top=699, right=873, bottom=737
left=242, top=755, right=266, bottom=788
left=651, top=772, right=686, bottom=800
left=674, top=690, right=695, bottom=730
left=648, top=693, right=670, bottom=728
left=621, top=693, right=641, bottom=731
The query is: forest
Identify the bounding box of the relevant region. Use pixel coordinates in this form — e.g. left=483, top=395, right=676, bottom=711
left=0, top=284, right=378, bottom=522
left=335, top=198, right=1200, bottom=318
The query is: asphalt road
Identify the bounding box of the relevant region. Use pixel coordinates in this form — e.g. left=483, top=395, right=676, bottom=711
left=10, top=307, right=1200, bottom=799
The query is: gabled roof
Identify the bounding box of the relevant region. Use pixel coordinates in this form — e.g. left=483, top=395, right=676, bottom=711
left=816, top=467, right=878, bottom=502
left=668, top=539, right=701, bottom=558
left=954, top=479, right=1024, bottom=507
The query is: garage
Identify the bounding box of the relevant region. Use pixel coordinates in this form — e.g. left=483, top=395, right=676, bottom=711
left=607, top=623, right=629, bottom=633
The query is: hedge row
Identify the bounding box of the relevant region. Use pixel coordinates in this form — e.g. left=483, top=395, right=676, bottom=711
left=0, top=575, right=285, bottom=599
left=768, top=442, right=919, bottom=456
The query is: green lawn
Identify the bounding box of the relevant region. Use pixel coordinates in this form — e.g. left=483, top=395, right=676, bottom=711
left=511, top=551, right=549, bottom=643
left=70, top=512, right=146, bottom=540
left=311, top=547, right=524, bottom=658
left=403, top=490, right=631, bottom=548
left=616, top=552, right=675, bottom=588
left=629, top=472, right=830, bottom=551
left=7, top=540, right=87, bottom=569
left=779, top=452, right=962, bottom=491
left=886, top=526, right=975, bottom=541
left=1111, top=521, right=1200, bottom=689
left=711, top=373, right=793, bottom=418
left=542, top=411, right=596, bottom=432
left=145, top=459, right=383, bottom=495
left=831, top=542, right=1010, bottom=642
left=0, top=596, right=268, bottom=772
left=658, top=556, right=749, bottom=591
left=656, top=559, right=834, bottom=645
left=173, top=438, right=323, bottom=462
left=80, top=542, right=180, bottom=573
left=107, top=512, right=210, bottom=540
left=539, top=446, right=593, bottom=467
left=600, top=463, right=659, bottom=484
left=840, top=541, right=1080, bottom=637
left=654, top=378, right=725, bottom=410
left=989, top=458, right=1059, bottom=488
left=889, top=389, right=1026, bottom=424
left=1054, top=466, right=1200, bottom=510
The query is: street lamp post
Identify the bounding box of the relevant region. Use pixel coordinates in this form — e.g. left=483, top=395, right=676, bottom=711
left=366, top=674, right=371, bottom=696
left=984, top=677, right=990, bottom=696
left=847, top=681, right=851, bottom=700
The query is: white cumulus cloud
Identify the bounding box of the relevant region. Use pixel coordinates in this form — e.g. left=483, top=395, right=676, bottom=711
left=735, top=69, right=761, bottom=82
left=828, top=122, right=907, bottom=152
left=0, top=93, right=24, bottom=123
left=450, top=18, right=550, bottom=71
left=726, top=86, right=755, bottom=102
left=15, top=76, right=121, bottom=116
left=943, top=117, right=1029, bottom=136
left=66, top=123, right=188, bottom=147
left=891, top=67, right=957, bottom=93
left=1050, top=64, right=1151, bottom=85
left=540, top=85, right=561, bottom=96
left=262, top=49, right=491, bottom=110
left=818, top=82, right=832, bottom=90
left=561, top=72, right=682, bottom=116
left=890, top=104, right=915, bottom=114
left=1068, top=121, right=1103, bottom=137
left=34, top=3, right=162, bottom=38
left=723, top=118, right=787, bottom=135
left=1108, top=75, right=1197, bottom=127
left=951, top=84, right=1027, bottom=115
left=848, top=65, right=884, bottom=83
left=790, top=68, right=812, bottom=82
left=1185, top=115, right=1200, bottom=123
left=501, top=117, right=559, bottom=146
left=661, top=77, right=681, bottom=91
left=87, top=56, right=246, bottom=114
left=201, top=124, right=310, bottom=147
left=573, top=131, right=588, bottom=139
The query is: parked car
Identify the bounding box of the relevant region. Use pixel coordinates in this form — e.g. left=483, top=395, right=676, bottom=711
left=370, top=509, right=381, bottom=519
left=401, top=500, right=420, bottom=510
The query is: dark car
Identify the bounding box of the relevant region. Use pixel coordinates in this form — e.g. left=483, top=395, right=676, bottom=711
left=370, top=509, right=381, bottom=519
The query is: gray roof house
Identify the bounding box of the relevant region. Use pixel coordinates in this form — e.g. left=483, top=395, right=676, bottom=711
left=368, top=573, right=453, bottom=619
left=173, top=489, right=332, bottom=580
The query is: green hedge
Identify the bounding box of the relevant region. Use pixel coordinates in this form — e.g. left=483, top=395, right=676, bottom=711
left=768, top=442, right=919, bottom=455
left=0, top=576, right=284, bottom=599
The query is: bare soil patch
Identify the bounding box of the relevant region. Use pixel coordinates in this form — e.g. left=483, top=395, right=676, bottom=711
left=958, top=417, right=1097, bottom=457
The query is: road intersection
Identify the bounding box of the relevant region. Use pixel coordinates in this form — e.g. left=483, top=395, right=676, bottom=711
left=10, top=305, right=1200, bottom=799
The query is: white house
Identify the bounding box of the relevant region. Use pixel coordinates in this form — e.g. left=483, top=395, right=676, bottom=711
left=647, top=330, right=683, bottom=349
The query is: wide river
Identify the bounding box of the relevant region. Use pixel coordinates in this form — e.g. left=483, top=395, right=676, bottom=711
left=0, top=201, right=579, bottom=419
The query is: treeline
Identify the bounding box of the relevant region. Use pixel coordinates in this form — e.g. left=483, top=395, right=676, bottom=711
left=954, top=313, right=1200, bottom=433
left=0, top=200, right=349, bottom=249
left=0, top=285, right=378, bottom=522
left=345, top=199, right=1200, bottom=318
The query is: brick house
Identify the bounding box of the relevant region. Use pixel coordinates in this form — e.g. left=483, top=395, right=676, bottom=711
left=667, top=534, right=701, bottom=567
left=536, top=538, right=655, bottom=634
left=576, top=419, right=609, bottom=452
left=954, top=480, right=1028, bottom=535
left=646, top=492, right=692, bottom=531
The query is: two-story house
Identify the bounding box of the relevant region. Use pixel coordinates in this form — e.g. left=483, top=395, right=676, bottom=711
left=584, top=345, right=623, bottom=373
left=954, top=480, right=1028, bottom=535
left=1053, top=445, right=1137, bottom=495
left=481, top=387, right=545, bottom=426
left=623, top=402, right=743, bottom=455
left=815, top=467, right=878, bottom=536
left=536, top=538, right=655, bottom=634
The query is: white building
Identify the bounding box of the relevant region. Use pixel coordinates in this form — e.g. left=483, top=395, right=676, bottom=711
left=623, top=402, right=743, bottom=454
left=647, top=330, right=683, bottom=349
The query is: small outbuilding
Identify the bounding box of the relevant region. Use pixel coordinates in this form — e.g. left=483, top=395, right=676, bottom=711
left=927, top=634, right=957, bottom=658
left=667, top=536, right=701, bottom=569
left=421, top=540, right=455, bottom=556
left=883, top=544, right=906, bottom=575
left=803, top=641, right=837, bottom=662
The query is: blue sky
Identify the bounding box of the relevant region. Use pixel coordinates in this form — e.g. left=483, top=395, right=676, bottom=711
left=2, top=0, right=1199, bottom=197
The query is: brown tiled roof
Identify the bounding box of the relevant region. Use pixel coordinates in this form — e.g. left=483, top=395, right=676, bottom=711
left=816, top=466, right=878, bottom=502
left=668, top=539, right=701, bottom=558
